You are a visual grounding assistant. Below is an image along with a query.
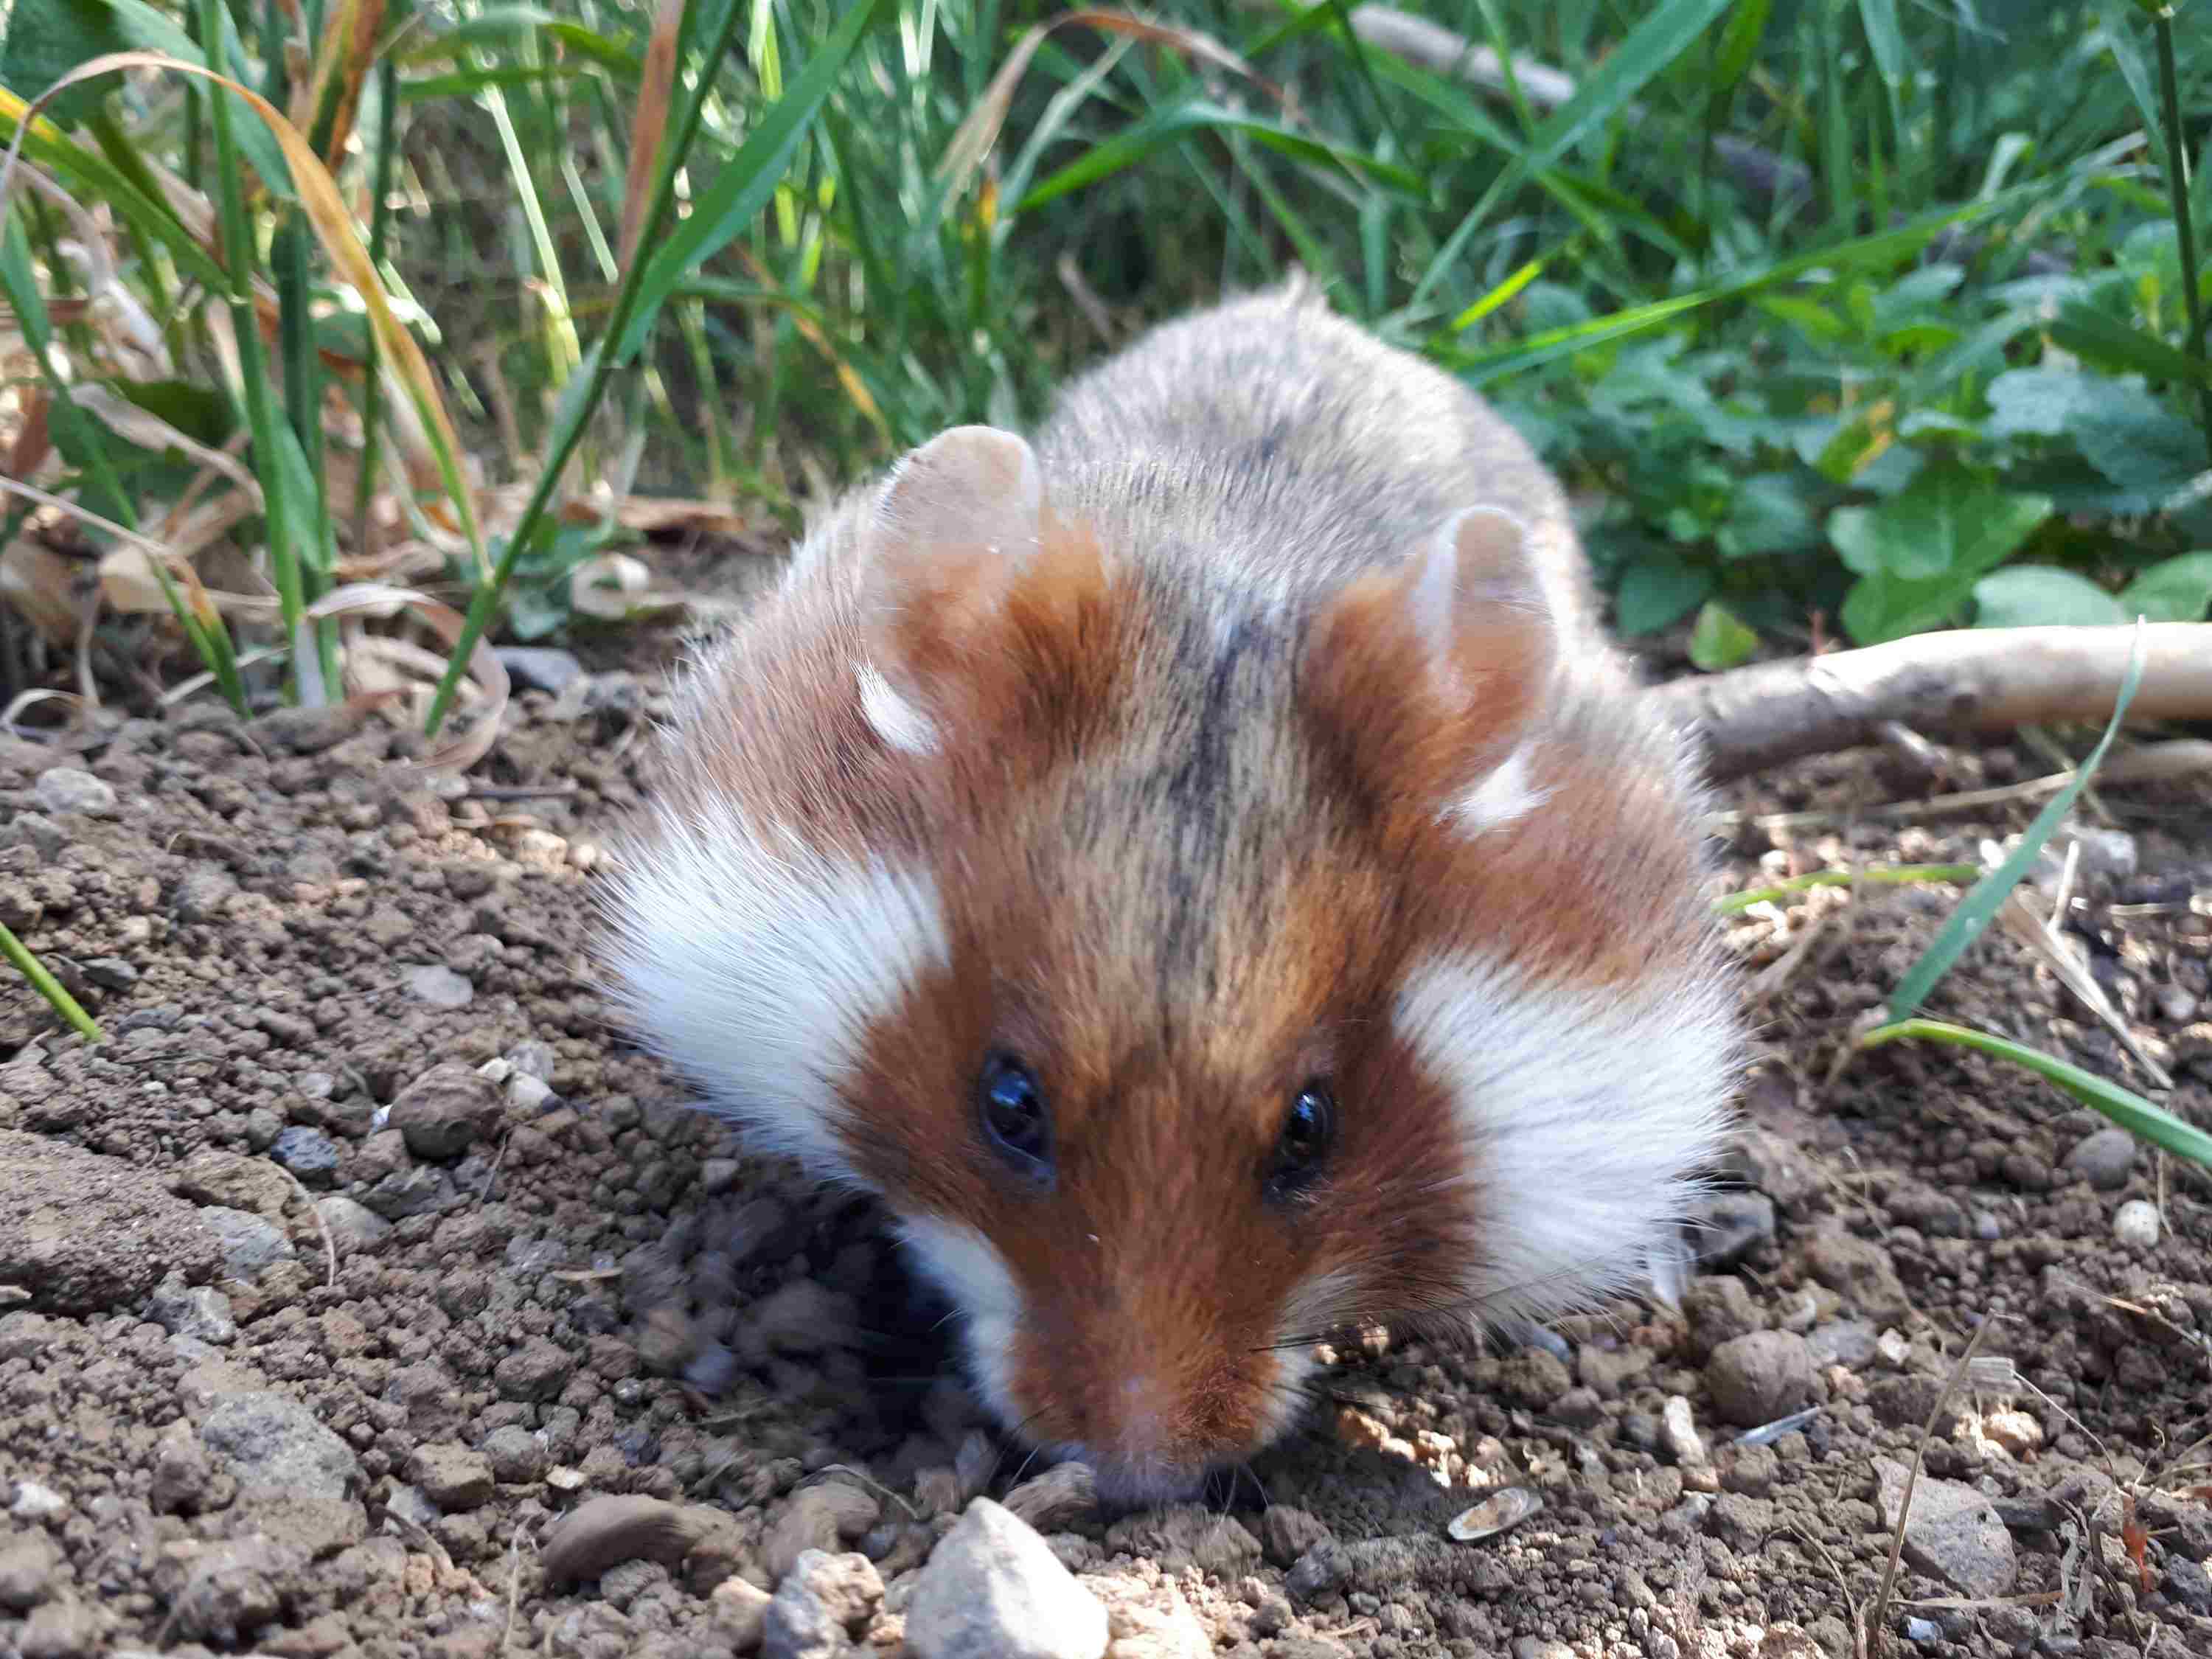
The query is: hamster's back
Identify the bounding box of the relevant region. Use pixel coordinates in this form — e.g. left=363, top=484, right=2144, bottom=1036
left=1034, top=282, right=1610, bottom=655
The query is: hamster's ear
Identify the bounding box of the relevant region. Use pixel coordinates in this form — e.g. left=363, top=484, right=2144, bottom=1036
left=858, top=425, right=1106, bottom=749
left=1301, top=507, right=1556, bottom=830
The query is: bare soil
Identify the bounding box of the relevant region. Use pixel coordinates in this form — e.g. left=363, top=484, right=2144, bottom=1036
left=1, top=582, right=2208, bottom=1659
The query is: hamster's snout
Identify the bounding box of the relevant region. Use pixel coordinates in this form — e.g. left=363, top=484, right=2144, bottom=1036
left=897, top=1211, right=1329, bottom=1505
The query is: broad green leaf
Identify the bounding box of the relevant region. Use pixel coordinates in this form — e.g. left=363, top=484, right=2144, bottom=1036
left=1972, top=567, right=2128, bottom=628
left=0, top=0, right=290, bottom=195
left=616, top=0, right=884, bottom=364
left=1688, top=600, right=1758, bottom=670
left=2119, top=551, right=2212, bottom=622
left=1613, top=552, right=1713, bottom=635
left=1716, top=472, right=1818, bottom=559
left=1827, top=459, right=2052, bottom=582
left=1858, top=1020, right=2212, bottom=1170
left=1888, top=629, right=2147, bottom=1022
left=1993, top=364, right=2211, bottom=502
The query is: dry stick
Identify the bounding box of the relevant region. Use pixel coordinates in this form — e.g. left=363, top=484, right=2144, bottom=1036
left=1735, top=740, right=2212, bottom=834
left=1656, top=623, right=2212, bottom=785
left=1867, top=1317, right=1994, bottom=1655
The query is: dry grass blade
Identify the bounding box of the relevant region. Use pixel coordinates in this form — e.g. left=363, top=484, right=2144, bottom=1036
left=71, top=386, right=264, bottom=506
left=299, top=582, right=511, bottom=773
left=619, top=0, right=686, bottom=276
left=1994, top=889, right=2175, bottom=1088
left=100, top=544, right=275, bottom=621
left=1867, top=1318, right=1992, bottom=1655
left=0, top=51, right=489, bottom=577
left=939, top=9, right=1286, bottom=197
left=298, top=0, right=386, bottom=165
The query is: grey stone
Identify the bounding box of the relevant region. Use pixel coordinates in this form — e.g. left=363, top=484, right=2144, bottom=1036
left=495, top=647, right=587, bottom=694
left=404, top=1442, right=493, bottom=1510
left=360, top=1164, right=456, bottom=1220
left=0, top=1130, right=221, bottom=1315
left=2114, top=1199, right=2160, bottom=1248
left=0, top=1532, right=60, bottom=1610
left=764, top=1549, right=882, bottom=1657
left=905, top=1498, right=1109, bottom=1659
left=1873, top=1458, right=2017, bottom=1599
left=270, top=1126, right=341, bottom=1180
left=389, top=1062, right=497, bottom=1161
left=315, top=1194, right=393, bottom=1253
left=481, top=1425, right=549, bottom=1484
left=145, top=1274, right=235, bottom=1344
left=81, top=958, right=138, bottom=990
left=200, top=1391, right=361, bottom=1501
left=2064, top=1127, right=2138, bottom=1191
left=1806, top=1320, right=1880, bottom=1369
left=172, top=863, right=237, bottom=922
left=1691, top=1191, right=1777, bottom=1267
left=1705, top=1331, right=1815, bottom=1428
left=197, top=1212, right=296, bottom=1283
left=32, top=767, right=116, bottom=817
left=401, top=965, right=474, bottom=1008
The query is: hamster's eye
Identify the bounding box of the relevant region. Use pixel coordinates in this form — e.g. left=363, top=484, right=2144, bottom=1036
left=977, top=1054, right=1052, bottom=1177
left=1268, top=1082, right=1336, bottom=1197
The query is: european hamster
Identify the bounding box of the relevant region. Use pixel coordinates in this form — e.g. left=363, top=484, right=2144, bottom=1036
left=603, top=282, right=1741, bottom=1503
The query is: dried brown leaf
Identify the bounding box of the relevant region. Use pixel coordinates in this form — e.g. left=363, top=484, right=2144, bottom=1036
left=619, top=0, right=684, bottom=276
left=939, top=9, right=1282, bottom=197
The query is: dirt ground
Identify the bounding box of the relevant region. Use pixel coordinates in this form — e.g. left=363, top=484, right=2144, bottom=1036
left=1, top=546, right=2208, bottom=1659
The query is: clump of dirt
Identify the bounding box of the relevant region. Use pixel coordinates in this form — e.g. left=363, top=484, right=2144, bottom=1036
left=1, top=625, right=2208, bottom=1658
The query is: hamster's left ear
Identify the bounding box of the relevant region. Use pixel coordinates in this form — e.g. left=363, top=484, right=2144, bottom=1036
left=857, top=425, right=1109, bottom=748
left=1301, top=507, right=1556, bottom=824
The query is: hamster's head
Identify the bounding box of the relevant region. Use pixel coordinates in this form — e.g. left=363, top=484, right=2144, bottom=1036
left=606, top=427, right=1740, bottom=1504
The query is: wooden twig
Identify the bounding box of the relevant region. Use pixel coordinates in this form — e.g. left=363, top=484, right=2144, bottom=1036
left=1655, top=625, right=2212, bottom=784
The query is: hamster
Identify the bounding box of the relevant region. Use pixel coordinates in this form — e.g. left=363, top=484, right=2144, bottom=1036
left=602, top=281, right=1741, bottom=1503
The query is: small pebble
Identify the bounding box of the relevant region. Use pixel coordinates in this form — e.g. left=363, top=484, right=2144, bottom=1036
left=1447, top=1486, right=1543, bottom=1542
left=270, top=1126, right=341, bottom=1180
left=2063, top=1127, right=2137, bottom=1192
left=33, top=767, right=117, bottom=817
left=2112, top=1200, right=2160, bottom=1248
left=401, top=965, right=474, bottom=1008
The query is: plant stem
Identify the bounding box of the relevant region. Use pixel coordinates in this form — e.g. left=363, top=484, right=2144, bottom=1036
left=355, top=54, right=398, bottom=558
left=1, top=922, right=102, bottom=1042
left=2149, top=5, right=2212, bottom=461
left=425, top=0, right=754, bottom=736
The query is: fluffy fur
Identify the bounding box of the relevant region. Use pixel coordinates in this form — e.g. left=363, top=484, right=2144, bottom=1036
left=602, top=281, right=1742, bottom=1502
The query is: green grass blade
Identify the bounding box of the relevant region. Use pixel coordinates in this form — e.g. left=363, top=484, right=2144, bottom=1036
left=1887, top=626, right=2150, bottom=1022
left=1014, top=98, right=1421, bottom=215
left=1715, top=863, right=1981, bottom=917
left=614, top=0, right=885, bottom=364
left=1858, top=1019, right=2212, bottom=1169
left=1520, top=0, right=1736, bottom=170
left=1, top=921, right=101, bottom=1043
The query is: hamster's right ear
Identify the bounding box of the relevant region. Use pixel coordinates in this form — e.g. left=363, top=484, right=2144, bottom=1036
left=858, top=425, right=1108, bottom=750
left=1302, top=506, right=1557, bottom=832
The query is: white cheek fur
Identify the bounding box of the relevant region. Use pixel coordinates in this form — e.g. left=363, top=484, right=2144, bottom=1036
left=894, top=1214, right=1024, bottom=1428
left=1395, top=950, right=1739, bottom=1323
left=602, top=802, right=950, bottom=1180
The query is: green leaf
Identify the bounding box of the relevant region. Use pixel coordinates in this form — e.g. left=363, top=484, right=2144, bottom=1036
left=1613, top=552, right=1713, bottom=635
left=1827, top=459, right=2052, bottom=582
left=1887, top=627, right=2148, bottom=1022
left=1016, top=99, right=1422, bottom=215
left=0, top=0, right=181, bottom=124
left=2048, top=302, right=2212, bottom=391
left=1716, top=471, right=1819, bottom=559
left=1857, top=1020, right=2212, bottom=1170
left=1972, top=567, right=2128, bottom=628
left=1688, top=600, right=1759, bottom=670
left=2119, top=551, right=2212, bottom=621
left=615, top=0, right=883, bottom=364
